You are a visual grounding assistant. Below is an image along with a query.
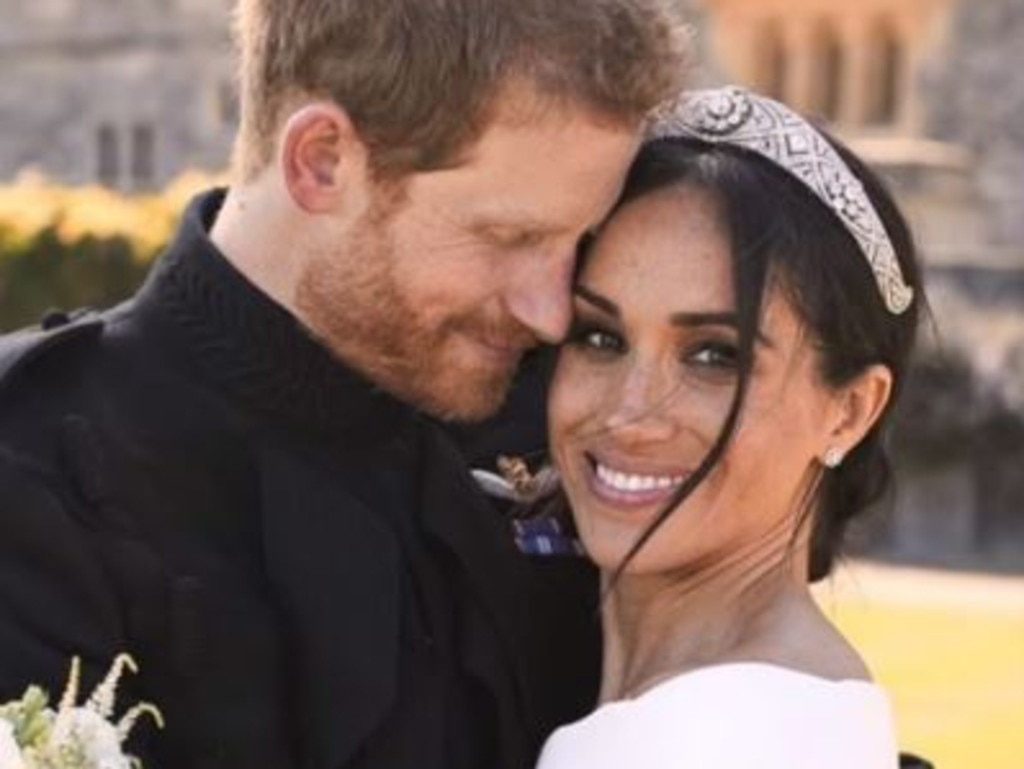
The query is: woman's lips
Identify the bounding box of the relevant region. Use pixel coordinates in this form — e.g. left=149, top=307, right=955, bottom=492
left=585, top=454, right=689, bottom=509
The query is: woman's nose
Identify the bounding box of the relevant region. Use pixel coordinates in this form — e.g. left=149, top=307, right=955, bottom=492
left=602, top=366, right=678, bottom=444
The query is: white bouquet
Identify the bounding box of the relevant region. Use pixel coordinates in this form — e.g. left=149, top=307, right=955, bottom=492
left=0, top=654, right=162, bottom=769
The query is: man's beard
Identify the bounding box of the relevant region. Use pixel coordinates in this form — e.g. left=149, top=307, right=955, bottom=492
left=295, top=199, right=533, bottom=422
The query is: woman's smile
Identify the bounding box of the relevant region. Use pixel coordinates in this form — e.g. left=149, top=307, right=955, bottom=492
left=585, top=452, right=690, bottom=509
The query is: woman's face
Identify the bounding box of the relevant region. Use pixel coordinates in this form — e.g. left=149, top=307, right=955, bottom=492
left=549, top=185, right=847, bottom=576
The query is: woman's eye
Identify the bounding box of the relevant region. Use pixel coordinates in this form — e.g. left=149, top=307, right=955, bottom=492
left=567, top=324, right=625, bottom=354
left=687, top=341, right=739, bottom=370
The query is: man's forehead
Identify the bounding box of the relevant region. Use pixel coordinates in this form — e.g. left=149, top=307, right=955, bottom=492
left=459, top=191, right=611, bottom=238
left=400, top=105, right=638, bottom=235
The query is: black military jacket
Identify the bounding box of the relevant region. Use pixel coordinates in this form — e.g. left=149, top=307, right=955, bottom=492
left=0, top=191, right=600, bottom=769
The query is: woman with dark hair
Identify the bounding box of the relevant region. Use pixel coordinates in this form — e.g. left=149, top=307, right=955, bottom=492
left=536, top=87, right=922, bottom=768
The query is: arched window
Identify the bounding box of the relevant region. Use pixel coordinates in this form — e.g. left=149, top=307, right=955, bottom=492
left=811, top=20, right=844, bottom=122
left=867, top=20, right=903, bottom=125
left=217, top=79, right=239, bottom=128
left=97, top=124, right=120, bottom=188
left=131, top=123, right=156, bottom=190
left=753, top=20, right=788, bottom=103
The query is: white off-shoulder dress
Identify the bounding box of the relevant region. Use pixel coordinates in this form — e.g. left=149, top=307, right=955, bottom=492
left=537, top=663, right=898, bottom=769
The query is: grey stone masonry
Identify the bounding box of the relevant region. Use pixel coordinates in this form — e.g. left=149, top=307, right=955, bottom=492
left=0, top=0, right=236, bottom=190
left=921, top=0, right=1024, bottom=249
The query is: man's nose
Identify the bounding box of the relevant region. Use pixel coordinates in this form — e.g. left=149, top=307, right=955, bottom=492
left=503, top=247, right=575, bottom=344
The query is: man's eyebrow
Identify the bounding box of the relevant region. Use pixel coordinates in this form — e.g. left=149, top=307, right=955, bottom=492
left=574, top=285, right=619, bottom=317
left=470, top=212, right=558, bottom=234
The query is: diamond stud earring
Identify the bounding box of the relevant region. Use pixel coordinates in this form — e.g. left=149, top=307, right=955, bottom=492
left=823, top=447, right=845, bottom=469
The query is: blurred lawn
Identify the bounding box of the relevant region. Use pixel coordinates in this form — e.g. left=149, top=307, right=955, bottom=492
left=814, top=562, right=1024, bottom=769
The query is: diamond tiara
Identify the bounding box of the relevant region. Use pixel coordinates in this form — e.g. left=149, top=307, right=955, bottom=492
left=646, top=86, right=915, bottom=315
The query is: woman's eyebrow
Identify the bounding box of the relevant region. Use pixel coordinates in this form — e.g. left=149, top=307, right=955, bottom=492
left=576, top=285, right=774, bottom=347
left=671, top=311, right=775, bottom=348
left=669, top=311, right=737, bottom=328
left=574, top=284, right=619, bottom=317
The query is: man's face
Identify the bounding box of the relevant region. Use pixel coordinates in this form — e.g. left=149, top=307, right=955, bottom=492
left=296, top=98, right=640, bottom=422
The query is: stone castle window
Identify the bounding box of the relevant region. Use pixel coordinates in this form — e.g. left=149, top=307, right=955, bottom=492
left=718, top=8, right=914, bottom=133
left=217, top=79, right=240, bottom=128
left=131, top=123, right=156, bottom=190
left=867, top=19, right=903, bottom=126
left=812, top=20, right=844, bottom=123
left=97, top=124, right=120, bottom=188
left=95, top=122, right=158, bottom=190
left=753, top=20, right=788, bottom=103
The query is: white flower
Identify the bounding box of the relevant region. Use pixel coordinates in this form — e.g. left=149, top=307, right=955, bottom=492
left=0, top=654, right=162, bottom=769
left=46, top=708, right=132, bottom=769
left=0, top=718, right=26, bottom=769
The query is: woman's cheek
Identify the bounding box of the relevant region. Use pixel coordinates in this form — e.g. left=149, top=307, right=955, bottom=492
left=551, top=355, right=614, bottom=432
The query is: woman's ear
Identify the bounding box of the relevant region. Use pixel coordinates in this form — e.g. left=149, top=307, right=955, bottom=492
left=821, top=364, right=893, bottom=466
left=278, top=102, right=370, bottom=214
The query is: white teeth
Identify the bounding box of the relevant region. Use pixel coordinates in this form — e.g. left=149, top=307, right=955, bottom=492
left=594, top=462, right=684, bottom=493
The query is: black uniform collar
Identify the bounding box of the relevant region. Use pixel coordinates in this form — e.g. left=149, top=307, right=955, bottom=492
left=133, top=188, right=409, bottom=440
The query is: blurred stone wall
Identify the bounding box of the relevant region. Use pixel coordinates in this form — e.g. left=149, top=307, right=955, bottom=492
left=0, top=0, right=235, bottom=190
left=922, top=0, right=1024, bottom=250
left=695, top=0, right=1024, bottom=570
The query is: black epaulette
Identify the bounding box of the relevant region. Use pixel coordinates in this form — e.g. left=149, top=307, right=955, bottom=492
left=0, top=310, right=104, bottom=400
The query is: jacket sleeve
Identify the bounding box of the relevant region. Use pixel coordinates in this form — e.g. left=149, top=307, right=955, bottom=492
left=0, top=447, right=127, bottom=702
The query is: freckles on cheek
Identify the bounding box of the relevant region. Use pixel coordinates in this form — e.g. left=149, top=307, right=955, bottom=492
left=549, top=362, right=603, bottom=443
left=548, top=366, right=574, bottom=441
left=723, top=411, right=804, bottom=496
left=549, top=372, right=582, bottom=433
left=673, top=385, right=735, bottom=440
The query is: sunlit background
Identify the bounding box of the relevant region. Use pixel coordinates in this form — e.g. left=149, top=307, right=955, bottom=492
left=1, top=1, right=1022, bottom=767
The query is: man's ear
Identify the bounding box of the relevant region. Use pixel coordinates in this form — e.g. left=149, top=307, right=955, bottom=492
left=278, top=102, right=369, bottom=214
left=821, top=364, right=894, bottom=464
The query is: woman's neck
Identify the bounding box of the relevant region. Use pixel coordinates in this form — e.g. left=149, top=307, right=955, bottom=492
left=597, top=543, right=814, bottom=703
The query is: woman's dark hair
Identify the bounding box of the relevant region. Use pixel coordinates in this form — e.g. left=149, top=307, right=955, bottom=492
left=589, top=131, right=923, bottom=583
